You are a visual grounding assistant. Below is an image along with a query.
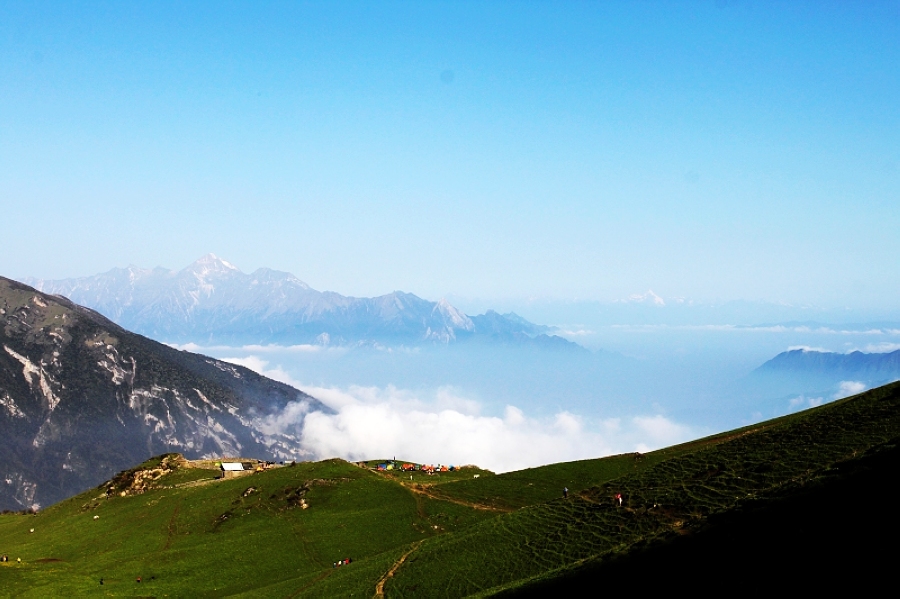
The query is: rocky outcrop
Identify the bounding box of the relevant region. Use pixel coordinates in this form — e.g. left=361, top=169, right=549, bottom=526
left=0, top=276, right=328, bottom=511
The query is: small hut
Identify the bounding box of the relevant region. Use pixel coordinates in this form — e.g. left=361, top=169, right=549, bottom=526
left=220, top=462, right=247, bottom=479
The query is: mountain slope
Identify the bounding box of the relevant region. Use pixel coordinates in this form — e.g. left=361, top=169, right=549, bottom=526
left=0, top=276, right=327, bottom=510
left=25, top=255, right=566, bottom=347
left=501, top=435, right=900, bottom=595
left=383, top=381, right=900, bottom=595
left=2, top=381, right=899, bottom=595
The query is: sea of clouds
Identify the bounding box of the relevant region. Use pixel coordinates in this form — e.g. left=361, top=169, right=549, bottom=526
left=223, top=355, right=694, bottom=473
left=787, top=380, right=868, bottom=412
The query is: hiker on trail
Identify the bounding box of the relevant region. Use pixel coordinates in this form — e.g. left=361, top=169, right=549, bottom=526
left=616, top=493, right=623, bottom=506
left=563, top=487, right=569, bottom=499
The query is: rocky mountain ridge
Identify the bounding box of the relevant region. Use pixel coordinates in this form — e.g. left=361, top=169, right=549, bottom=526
left=25, top=254, right=563, bottom=347
left=756, top=348, right=900, bottom=376
left=748, top=347, right=900, bottom=406
left=0, top=276, right=327, bottom=511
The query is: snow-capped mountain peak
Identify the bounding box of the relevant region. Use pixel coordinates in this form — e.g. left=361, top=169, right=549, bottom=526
left=624, top=290, right=666, bottom=307
left=185, top=253, right=240, bottom=277
left=25, top=256, right=562, bottom=347
left=434, top=298, right=475, bottom=331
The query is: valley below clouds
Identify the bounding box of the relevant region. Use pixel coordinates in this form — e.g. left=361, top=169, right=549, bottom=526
left=173, top=317, right=900, bottom=472
left=221, top=354, right=694, bottom=472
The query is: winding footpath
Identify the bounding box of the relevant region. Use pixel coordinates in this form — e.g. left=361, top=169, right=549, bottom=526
left=374, top=541, right=423, bottom=597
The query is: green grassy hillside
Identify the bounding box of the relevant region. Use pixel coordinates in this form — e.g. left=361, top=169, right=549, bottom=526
left=499, top=436, right=900, bottom=595
left=385, top=383, right=900, bottom=596
left=0, top=458, right=498, bottom=596
left=3, top=382, right=900, bottom=597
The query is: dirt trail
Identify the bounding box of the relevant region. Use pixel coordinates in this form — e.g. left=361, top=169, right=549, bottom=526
left=400, top=481, right=510, bottom=513
left=162, top=502, right=180, bottom=550
left=287, top=570, right=332, bottom=598
left=577, top=491, right=604, bottom=505
left=374, top=541, right=422, bottom=597
left=672, top=423, right=777, bottom=454
left=171, top=477, right=219, bottom=489
left=371, top=470, right=509, bottom=512
left=412, top=490, right=427, bottom=519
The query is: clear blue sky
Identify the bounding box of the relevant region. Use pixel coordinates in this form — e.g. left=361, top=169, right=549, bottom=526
left=2, top=1, right=898, bottom=308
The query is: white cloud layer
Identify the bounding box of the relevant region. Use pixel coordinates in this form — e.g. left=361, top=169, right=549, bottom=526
left=788, top=395, right=824, bottom=411
left=610, top=324, right=898, bottom=336
left=787, top=380, right=868, bottom=413
left=786, top=345, right=829, bottom=353
left=834, top=380, right=866, bottom=399
left=861, top=342, right=900, bottom=353
left=222, top=355, right=695, bottom=473
left=173, top=342, right=330, bottom=354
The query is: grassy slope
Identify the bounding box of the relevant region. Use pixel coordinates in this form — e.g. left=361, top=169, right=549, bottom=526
left=0, top=459, right=494, bottom=597
left=499, top=437, right=900, bottom=595
left=422, top=454, right=663, bottom=511
left=420, top=411, right=810, bottom=512
left=384, top=382, right=900, bottom=596
left=2, top=382, right=899, bottom=597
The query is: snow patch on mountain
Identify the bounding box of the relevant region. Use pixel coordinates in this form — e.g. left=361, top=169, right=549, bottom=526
left=25, top=255, right=562, bottom=348
left=97, top=348, right=136, bottom=386
left=434, top=298, right=475, bottom=331
left=0, top=393, right=25, bottom=418
left=2, top=472, right=38, bottom=511
left=623, top=290, right=666, bottom=306
left=4, top=345, right=62, bottom=412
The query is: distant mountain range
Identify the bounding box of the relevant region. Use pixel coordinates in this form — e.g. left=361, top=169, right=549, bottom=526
left=757, top=348, right=900, bottom=378
left=25, top=255, right=575, bottom=348
left=0, top=276, right=328, bottom=511
left=749, top=348, right=900, bottom=404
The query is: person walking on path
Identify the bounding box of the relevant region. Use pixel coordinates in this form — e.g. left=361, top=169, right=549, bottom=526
left=615, top=493, right=623, bottom=506
left=563, top=487, right=569, bottom=499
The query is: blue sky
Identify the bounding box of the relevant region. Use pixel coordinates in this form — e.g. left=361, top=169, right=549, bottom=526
left=2, top=1, right=898, bottom=308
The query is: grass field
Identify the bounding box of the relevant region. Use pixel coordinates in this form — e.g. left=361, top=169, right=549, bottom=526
left=0, top=458, right=496, bottom=597
left=2, top=382, right=900, bottom=597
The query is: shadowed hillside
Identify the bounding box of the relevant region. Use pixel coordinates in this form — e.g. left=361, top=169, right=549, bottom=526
left=501, top=438, right=900, bottom=595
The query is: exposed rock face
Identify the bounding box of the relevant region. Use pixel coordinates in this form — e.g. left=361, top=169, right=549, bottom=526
left=102, top=453, right=186, bottom=498
left=0, top=276, right=328, bottom=511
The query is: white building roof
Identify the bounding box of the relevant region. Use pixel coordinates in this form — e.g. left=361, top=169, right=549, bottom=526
left=221, top=462, right=244, bottom=471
